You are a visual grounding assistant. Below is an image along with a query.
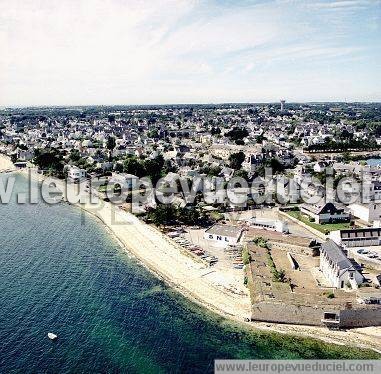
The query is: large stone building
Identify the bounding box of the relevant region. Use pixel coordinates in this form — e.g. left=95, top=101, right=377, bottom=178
left=320, top=240, right=363, bottom=289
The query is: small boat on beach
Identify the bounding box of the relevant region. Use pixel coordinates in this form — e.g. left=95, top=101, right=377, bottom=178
left=48, top=332, right=58, bottom=341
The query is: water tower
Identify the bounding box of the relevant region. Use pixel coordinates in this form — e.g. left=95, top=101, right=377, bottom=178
left=280, top=99, right=286, bottom=112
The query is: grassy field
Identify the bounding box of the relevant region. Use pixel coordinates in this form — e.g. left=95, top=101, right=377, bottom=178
left=208, top=211, right=224, bottom=221
left=287, top=210, right=351, bottom=233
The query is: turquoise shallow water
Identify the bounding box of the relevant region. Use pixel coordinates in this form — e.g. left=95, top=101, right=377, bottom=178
left=366, top=158, right=381, bottom=166
left=0, top=174, right=378, bottom=373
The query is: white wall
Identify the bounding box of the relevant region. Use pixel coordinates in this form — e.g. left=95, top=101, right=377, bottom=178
left=349, top=203, right=381, bottom=223
left=204, top=233, right=240, bottom=247
left=320, top=255, right=362, bottom=289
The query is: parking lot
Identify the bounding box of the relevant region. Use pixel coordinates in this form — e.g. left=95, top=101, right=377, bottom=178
left=225, top=208, right=319, bottom=239
left=348, top=246, right=381, bottom=269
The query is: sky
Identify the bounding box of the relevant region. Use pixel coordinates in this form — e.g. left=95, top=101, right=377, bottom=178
left=0, top=0, right=380, bottom=106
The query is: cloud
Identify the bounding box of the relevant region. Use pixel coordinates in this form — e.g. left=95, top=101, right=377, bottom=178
left=0, top=0, right=380, bottom=105
left=309, top=0, right=380, bottom=9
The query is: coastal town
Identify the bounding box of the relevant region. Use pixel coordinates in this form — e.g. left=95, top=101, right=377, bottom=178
left=2, top=0, right=381, bottom=369
left=1, top=102, right=381, bottom=351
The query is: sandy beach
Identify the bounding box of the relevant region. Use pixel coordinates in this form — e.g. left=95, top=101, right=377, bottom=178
left=0, top=154, right=16, bottom=173
left=7, top=167, right=381, bottom=353
left=20, top=169, right=251, bottom=317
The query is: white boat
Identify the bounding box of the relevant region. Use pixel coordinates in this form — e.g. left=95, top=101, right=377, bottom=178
left=48, top=332, right=58, bottom=340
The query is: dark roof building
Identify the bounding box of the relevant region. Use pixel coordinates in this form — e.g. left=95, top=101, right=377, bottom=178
left=300, top=202, right=350, bottom=224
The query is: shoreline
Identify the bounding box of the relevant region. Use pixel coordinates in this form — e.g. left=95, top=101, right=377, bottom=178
left=72, top=200, right=381, bottom=354
left=5, top=167, right=381, bottom=354
left=67, top=202, right=381, bottom=353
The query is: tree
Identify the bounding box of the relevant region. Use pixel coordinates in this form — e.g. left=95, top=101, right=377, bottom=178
left=162, top=159, right=178, bottom=174
left=143, top=155, right=165, bottom=184
left=234, top=169, right=249, bottom=181
left=256, top=134, right=266, bottom=143
left=147, top=204, right=177, bottom=226
left=33, top=148, right=64, bottom=176
left=229, top=151, right=245, bottom=170
left=69, top=149, right=81, bottom=162
left=147, top=129, right=159, bottom=138
left=267, top=158, right=285, bottom=174
left=114, top=162, right=124, bottom=173
left=199, top=165, right=221, bottom=177
left=342, top=151, right=351, bottom=162
left=123, top=156, right=143, bottom=177
left=242, top=247, right=251, bottom=265
left=147, top=205, right=201, bottom=226
left=106, top=136, right=116, bottom=151
left=211, top=127, right=221, bottom=135
left=177, top=207, right=200, bottom=225
left=225, top=127, right=249, bottom=141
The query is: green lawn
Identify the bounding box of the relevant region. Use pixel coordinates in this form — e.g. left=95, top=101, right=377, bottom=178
left=286, top=211, right=351, bottom=234
left=208, top=211, right=224, bottom=221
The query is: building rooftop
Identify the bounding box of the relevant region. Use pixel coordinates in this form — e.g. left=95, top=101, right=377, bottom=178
left=321, top=240, right=353, bottom=270
left=301, top=202, right=345, bottom=215
left=205, top=224, right=242, bottom=238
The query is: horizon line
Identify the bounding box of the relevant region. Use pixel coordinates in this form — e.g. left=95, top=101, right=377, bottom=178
left=2, top=100, right=381, bottom=110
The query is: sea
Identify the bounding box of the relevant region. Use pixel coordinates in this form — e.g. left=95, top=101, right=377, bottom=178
left=0, top=173, right=378, bottom=373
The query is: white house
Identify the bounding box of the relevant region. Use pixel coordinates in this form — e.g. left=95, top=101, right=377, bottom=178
left=17, top=149, right=34, bottom=161
left=204, top=224, right=242, bottom=247
left=67, top=166, right=86, bottom=183
left=320, top=240, right=363, bottom=289
left=369, top=181, right=381, bottom=201
left=348, top=203, right=381, bottom=224
left=109, top=173, right=139, bottom=190
left=313, top=161, right=327, bottom=173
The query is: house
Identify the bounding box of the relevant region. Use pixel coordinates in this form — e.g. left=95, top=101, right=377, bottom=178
left=227, top=187, right=250, bottom=208
left=109, top=173, right=139, bottom=189
left=210, top=144, right=244, bottom=160
left=67, top=166, right=86, bottom=183
left=313, top=161, right=327, bottom=173
left=219, top=167, right=234, bottom=180
left=348, top=203, right=381, bottom=224
left=242, top=154, right=263, bottom=173
left=329, top=227, right=381, bottom=248
left=249, top=217, right=288, bottom=233
left=300, top=202, right=350, bottom=224
left=320, top=240, right=363, bottom=289
left=369, top=181, right=381, bottom=201
left=17, top=149, right=34, bottom=161
left=204, top=224, right=242, bottom=247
